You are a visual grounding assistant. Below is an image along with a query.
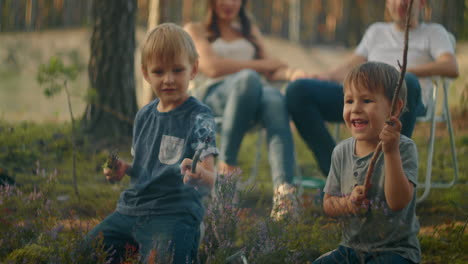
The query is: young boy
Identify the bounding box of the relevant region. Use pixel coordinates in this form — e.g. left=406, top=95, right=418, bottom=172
left=87, top=23, right=218, bottom=264
left=315, top=62, right=420, bottom=264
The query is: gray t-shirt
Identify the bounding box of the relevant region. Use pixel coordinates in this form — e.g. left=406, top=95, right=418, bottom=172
left=116, top=97, right=218, bottom=222
left=324, top=136, right=421, bottom=263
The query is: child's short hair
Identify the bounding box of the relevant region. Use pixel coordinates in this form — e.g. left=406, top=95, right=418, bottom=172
left=141, top=23, right=199, bottom=67
left=343, top=61, right=407, bottom=111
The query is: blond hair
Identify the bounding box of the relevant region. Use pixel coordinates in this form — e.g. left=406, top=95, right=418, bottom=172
left=141, top=23, right=199, bottom=67
left=343, top=62, right=407, bottom=111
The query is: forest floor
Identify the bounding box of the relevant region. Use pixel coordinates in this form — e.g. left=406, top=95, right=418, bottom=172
left=0, top=28, right=467, bottom=263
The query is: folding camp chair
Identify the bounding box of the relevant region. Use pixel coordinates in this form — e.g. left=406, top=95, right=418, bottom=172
left=415, top=32, right=459, bottom=203
left=415, top=76, right=459, bottom=203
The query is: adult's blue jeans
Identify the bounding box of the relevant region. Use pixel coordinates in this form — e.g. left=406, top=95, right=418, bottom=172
left=86, top=212, right=200, bottom=263
left=312, top=245, right=416, bottom=264
left=285, top=73, right=424, bottom=176
left=204, top=69, right=295, bottom=187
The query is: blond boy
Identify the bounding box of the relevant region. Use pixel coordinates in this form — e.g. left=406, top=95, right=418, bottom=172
left=87, top=23, right=217, bottom=263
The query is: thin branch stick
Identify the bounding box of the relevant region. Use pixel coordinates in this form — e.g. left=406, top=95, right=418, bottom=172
left=191, top=136, right=213, bottom=173
left=64, top=80, right=80, bottom=201
left=364, top=0, right=414, bottom=197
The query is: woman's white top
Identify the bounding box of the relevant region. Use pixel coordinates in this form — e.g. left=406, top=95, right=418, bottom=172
left=190, top=37, right=256, bottom=99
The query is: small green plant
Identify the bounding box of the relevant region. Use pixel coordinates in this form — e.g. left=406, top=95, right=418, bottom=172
left=37, top=56, right=80, bottom=200
left=102, top=149, right=119, bottom=171
left=102, top=149, right=120, bottom=184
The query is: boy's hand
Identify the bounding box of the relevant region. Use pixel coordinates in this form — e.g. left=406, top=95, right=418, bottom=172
left=180, top=158, right=202, bottom=185
left=348, top=185, right=369, bottom=215
left=103, top=160, right=129, bottom=182
left=380, top=116, right=402, bottom=154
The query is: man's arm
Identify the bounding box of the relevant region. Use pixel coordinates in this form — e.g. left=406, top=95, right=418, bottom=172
left=407, top=52, right=459, bottom=78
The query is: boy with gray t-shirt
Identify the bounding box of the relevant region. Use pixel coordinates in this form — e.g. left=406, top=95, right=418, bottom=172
left=315, top=62, right=420, bottom=264
left=87, top=23, right=218, bottom=264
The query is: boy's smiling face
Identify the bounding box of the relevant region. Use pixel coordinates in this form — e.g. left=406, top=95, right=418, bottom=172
left=143, top=53, right=198, bottom=112
left=343, top=84, right=392, bottom=147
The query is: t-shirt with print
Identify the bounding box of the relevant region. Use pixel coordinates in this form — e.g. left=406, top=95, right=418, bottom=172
left=324, top=135, right=421, bottom=263
left=116, top=96, right=218, bottom=222
left=355, top=22, right=454, bottom=107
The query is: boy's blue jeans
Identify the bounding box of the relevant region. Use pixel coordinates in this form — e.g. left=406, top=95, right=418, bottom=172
left=87, top=212, right=200, bottom=264
left=204, top=69, right=295, bottom=187
left=286, top=73, right=424, bottom=176
left=312, top=245, right=416, bottom=264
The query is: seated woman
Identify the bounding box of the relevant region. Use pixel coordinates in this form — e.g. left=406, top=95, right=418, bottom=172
left=184, top=0, right=304, bottom=220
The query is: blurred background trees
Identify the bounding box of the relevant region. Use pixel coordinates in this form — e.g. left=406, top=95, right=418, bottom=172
left=83, top=0, right=137, bottom=140
left=1, top=0, right=467, bottom=141
left=1, top=0, right=467, bottom=45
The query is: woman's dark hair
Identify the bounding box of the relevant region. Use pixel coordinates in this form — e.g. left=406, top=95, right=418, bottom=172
left=204, top=0, right=260, bottom=58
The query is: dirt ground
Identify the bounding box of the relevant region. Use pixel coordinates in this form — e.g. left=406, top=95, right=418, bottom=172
left=0, top=28, right=467, bottom=122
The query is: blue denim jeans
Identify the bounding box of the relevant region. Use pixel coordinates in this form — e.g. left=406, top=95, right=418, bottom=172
left=204, top=69, right=295, bottom=187
left=86, top=212, right=200, bottom=264
left=313, top=245, right=416, bottom=264
left=285, top=73, right=424, bottom=176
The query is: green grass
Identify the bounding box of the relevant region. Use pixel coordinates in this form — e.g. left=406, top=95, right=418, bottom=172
left=0, top=28, right=467, bottom=263
left=0, top=118, right=466, bottom=263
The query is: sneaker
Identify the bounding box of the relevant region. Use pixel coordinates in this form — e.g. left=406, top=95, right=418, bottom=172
left=270, top=183, right=299, bottom=221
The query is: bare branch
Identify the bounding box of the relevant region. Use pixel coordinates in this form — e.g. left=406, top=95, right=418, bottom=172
left=364, top=0, right=414, bottom=196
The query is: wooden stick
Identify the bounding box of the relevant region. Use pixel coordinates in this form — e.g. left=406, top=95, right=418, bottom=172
left=191, top=136, right=213, bottom=173
left=363, top=0, right=414, bottom=197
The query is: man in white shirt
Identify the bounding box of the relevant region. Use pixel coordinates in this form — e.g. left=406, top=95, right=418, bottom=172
left=285, top=0, right=459, bottom=177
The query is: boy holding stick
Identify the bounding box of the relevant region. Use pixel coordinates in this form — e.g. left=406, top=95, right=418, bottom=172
left=316, top=62, right=420, bottom=264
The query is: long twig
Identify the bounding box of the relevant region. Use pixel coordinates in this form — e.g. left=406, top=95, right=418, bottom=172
left=191, top=136, right=213, bottom=173
left=364, top=0, right=414, bottom=196
left=64, top=80, right=80, bottom=201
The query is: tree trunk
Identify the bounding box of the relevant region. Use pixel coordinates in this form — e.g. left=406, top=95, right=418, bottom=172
left=141, top=0, right=164, bottom=106
left=0, top=1, right=2, bottom=31
left=86, top=0, right=93, bottom=26
left=289, top=0, right=300, bottom=43
left=84, top=0, right=138, bottom=142
left=347, top=0, right=362, bottom=47
left=62, top=0, right=72, bottom=27
left=11, top=0, right=21, bottom=30
left=182, top=0, right=193, bottom=24
left=443, top=0, right=465, bottom=38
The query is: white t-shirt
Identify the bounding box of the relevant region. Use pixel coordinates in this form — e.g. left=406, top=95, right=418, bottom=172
left=355, top=22, right=454, bottom=107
